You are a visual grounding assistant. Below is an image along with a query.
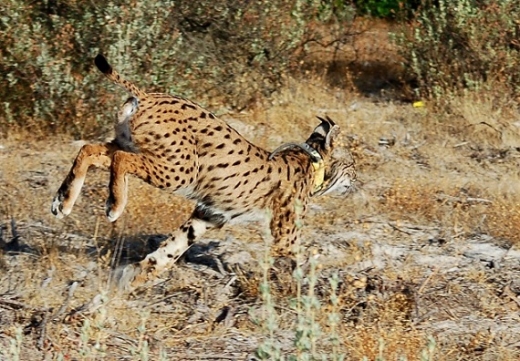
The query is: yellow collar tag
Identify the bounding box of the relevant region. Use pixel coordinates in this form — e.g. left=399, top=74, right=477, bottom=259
left=269, top=142, right=325, bottom=194
left=311, top=159, right=325, bottom=194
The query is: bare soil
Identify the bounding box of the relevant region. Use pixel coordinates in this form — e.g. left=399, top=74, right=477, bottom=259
left=1, top=92, right=520, bottom=360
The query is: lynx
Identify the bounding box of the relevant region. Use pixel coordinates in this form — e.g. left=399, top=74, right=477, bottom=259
left=51, top=54, right=356, bottom=289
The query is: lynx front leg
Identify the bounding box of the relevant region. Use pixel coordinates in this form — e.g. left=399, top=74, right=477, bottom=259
left=51, top=143, right=116, bottom=218
left=118, top=205, right=227, bottom=290
left=269, top=195, right=309, bottom=258
left=268, top=202, right=311, bottom=286
left=270, top=206, right=301, bottom=258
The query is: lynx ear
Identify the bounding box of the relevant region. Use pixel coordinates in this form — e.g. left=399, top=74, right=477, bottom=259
left=315, top=116, right=340, bottom=150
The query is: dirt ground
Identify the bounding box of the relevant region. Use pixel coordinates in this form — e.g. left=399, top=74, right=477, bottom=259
left=1, top=86, right=520, bottom=360
left=2, top=19, right=520, bottom=361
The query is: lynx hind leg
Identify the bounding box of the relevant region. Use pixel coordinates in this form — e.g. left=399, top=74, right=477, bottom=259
left=117, top=207, right=226, bottom=290
left=105, top=150, right=154, bottom=222
left=51, top=143, right=115, bottom=218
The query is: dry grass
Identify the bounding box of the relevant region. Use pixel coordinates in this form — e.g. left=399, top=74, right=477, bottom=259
left=1, top=24, right=520, bottom=361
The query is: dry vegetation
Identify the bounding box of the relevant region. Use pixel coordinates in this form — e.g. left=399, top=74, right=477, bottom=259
left=1, top=18, right=520, bottom=361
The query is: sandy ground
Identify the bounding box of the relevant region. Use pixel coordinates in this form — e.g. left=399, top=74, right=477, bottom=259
left=1, top=96, right=520, bottom=360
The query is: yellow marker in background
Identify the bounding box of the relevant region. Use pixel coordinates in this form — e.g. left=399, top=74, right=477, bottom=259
left=413, top=101, right=425, bottom=108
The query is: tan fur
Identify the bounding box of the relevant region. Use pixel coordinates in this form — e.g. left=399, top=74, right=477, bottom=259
left=51, top=54, right=356, bottom=290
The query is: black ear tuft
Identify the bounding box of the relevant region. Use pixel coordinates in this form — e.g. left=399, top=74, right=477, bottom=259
left=325, top=115, right=336, bottom=126
left=315, top=115, right=336, bottom=134
left=94, top=54, right=112, bottom=74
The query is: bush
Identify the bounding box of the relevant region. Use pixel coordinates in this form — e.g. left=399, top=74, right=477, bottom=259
left=355, top=0, right=403, bottom=18
left=396, top=0, right=520, bottom=100
left=354, top=0, right=419, bottom=18
left=0, top=0, right=355, bottom=136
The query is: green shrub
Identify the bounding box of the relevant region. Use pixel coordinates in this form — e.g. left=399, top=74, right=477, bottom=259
left=356, top=0, right=403, bottom=18
left=355, top=0, right=418, bottom=18
left=0, top=0, right=356, bottom=136
left=396, top=0, right=520, bottom=100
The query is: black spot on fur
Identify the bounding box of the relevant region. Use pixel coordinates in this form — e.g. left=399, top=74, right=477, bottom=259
left=181, top=103, right=197, bottom=110
left=187, top=226, right=196, bottom=241
left=223, top=172, right=239, bottom=181
left=231, top=212, right=245, bottom=219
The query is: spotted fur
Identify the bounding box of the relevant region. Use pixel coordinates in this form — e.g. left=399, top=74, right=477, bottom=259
left=51, top=54, right=356, bottom=289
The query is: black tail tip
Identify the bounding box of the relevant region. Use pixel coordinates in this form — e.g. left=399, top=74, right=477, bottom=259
left=94, top=54, right=112, bottom=74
